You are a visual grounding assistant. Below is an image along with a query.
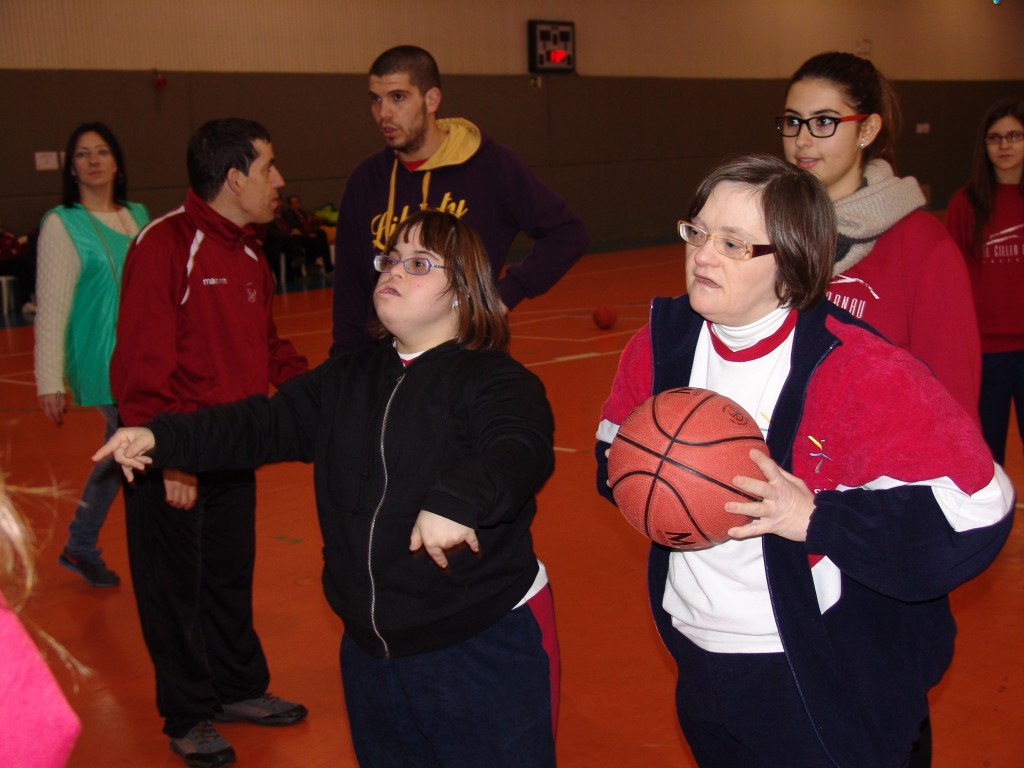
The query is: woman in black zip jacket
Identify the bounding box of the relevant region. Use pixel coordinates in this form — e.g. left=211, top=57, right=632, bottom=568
left=95, top=209, right=559, bottom=768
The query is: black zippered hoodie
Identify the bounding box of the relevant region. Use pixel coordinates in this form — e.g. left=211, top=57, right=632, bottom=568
left=148, top=340, right=555, bottom=658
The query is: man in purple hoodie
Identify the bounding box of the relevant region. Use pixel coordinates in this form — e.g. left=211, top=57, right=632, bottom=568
left=330, top=45, right=589, bottom=354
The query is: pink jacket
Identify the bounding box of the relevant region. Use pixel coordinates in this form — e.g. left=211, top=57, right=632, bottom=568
left=0, top=599, right=80, bottom=766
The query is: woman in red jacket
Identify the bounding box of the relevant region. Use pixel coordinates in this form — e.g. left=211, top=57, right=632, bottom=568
left=945, top=97, right=1024, bottom=464
left=777, top=52, right=981, bottom=421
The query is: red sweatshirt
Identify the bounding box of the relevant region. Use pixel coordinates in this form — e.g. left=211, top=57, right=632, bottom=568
left=825, top=211, right=980, bottom=417
left=112, top=191, right=307, bottom=426
left=946, top=183, right=1024, bottom=354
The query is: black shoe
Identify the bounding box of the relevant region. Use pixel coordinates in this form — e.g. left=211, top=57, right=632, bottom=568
left=214, top=692, right=308, bottom=726
left=169, top=721, right=236, bottom=768
left=58, top=549, right=120, bottom=587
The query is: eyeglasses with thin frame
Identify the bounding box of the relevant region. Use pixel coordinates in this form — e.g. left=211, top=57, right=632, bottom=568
left=775, top=113, right=869, bottom=138
left=678, top=221, right=774, bottom=261
left=373, top=253, right=448, bottom=275
left=985, top=130, right=1024, bottom=146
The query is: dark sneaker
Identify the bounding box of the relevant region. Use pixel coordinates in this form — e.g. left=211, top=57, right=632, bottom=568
left=169, top=721, right=236, bottom=768
left=215, top=692, right=308, bottom=726
left=58, top=549, right=120, bottom=588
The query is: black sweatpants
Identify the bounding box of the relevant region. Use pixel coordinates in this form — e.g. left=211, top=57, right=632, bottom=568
left=124, top=468, right=270, bottom=737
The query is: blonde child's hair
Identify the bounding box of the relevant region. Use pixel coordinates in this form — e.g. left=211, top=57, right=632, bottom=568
left=0, top=474, right=37, bottom=612
left=0, top=474, right=91, bottom=681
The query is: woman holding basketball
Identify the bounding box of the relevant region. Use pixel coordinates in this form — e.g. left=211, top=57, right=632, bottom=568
left=95, top=210, right=560, bottom=768
left=778, top=52, right=980, bottom=417
left=595, top=154, right=1013, bottom=768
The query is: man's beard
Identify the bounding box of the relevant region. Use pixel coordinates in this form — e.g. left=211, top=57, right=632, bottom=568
left=389, top=109, right=427, bottom=155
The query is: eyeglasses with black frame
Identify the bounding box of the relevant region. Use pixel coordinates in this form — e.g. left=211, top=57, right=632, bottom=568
left=775, top=113, right=869, bottom=138
left=373, top=253, right=448, bottom=275
left=985, top=130, right=1024, bottom=146
left=677, top=221, right=775, bottom=261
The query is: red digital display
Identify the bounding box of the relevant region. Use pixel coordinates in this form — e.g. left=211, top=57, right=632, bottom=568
left=528, top=20, right=575, bottom=74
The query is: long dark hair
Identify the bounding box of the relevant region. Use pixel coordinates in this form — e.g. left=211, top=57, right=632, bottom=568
left=688, top=153, right=837, bottom=312
left=61, top=122, right=128, bottom=208
left=964, top=97, right=1024, bottom=255
left=372, top=210, right=509, bottom=352
left=788, top=52, right=902, bottom=172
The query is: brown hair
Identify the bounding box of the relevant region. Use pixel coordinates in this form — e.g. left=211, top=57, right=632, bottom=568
left=788, top=52, right=902, bottom=172
left=687, top=153, right=836, bottom=312
left=372, top=210, right=510, bottom=352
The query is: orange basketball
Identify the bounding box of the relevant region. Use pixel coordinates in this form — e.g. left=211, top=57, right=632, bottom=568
left=593, top=305, right=617, bottom=330
left=607, top=387, right=768, bottom=549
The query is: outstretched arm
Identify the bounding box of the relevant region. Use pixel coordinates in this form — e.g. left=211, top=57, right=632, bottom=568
left=92, top=427, right=156, bottom=482
left=93, top=428, right=199, bottom=510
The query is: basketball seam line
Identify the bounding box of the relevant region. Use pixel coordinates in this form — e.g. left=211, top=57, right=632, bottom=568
left=613, top=433, right=763, bottom=503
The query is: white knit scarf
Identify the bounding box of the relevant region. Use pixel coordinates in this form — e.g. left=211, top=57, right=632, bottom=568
left=832, top=159, right=926, bottom=274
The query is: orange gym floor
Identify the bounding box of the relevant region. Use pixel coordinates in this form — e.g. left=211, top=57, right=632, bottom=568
left=1, top=245, right=1022, bottom=767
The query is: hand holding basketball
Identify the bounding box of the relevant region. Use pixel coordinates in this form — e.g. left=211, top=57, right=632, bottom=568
left=607, top=387, right=770, bottom=549
left=725, top=449, right=816, bottom=542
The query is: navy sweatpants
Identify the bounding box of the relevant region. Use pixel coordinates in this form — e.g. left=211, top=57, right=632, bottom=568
left=651, top=587, right=913, bottom=767
left=340, top=584, right=559, bottom=767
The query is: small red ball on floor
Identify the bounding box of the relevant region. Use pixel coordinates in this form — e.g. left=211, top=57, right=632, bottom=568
left=593, top=305, right=617, bottom=330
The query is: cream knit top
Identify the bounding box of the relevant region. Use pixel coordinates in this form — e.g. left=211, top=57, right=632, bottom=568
left=34, top=209, right=141, bottom=397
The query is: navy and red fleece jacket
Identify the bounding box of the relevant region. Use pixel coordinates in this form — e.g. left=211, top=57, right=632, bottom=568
left=596, top=296, right=1014, bottom=767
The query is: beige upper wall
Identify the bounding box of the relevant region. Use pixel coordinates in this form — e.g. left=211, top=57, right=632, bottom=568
left=1, top=0, right=1021, bottom=80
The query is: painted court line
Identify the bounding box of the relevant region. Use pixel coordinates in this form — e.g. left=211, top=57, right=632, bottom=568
left=525, top=349, right=622, bottom=368
left=513, top=331, right=638, bottom=343
left=0, top=372, right=35, bottom=386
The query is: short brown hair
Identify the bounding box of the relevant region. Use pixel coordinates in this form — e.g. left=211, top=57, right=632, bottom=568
left=187, top=118, right=271, bottom=202
left=373, top=210, right=509, bottom=352
left=687, top=153, right=836, bottom=312
left=370, top=46, right=441, bottom=95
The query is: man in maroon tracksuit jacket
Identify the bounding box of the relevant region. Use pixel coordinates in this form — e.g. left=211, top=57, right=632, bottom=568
left=111, top=118, right=309, bottom=768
